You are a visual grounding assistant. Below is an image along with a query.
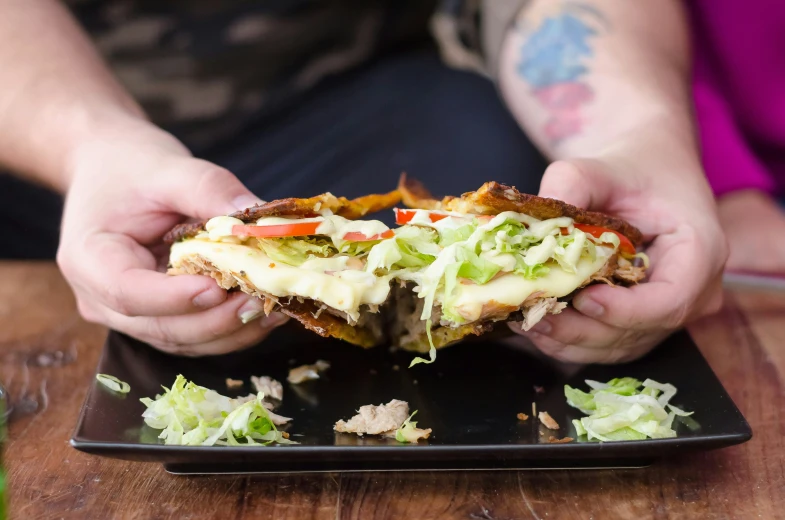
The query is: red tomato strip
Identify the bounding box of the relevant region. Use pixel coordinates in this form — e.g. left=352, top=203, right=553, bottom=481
left=394, top=208, right=448, bottom=225
left=231, top=222, right=321, bottom=238
left=570, top=223, right=636, bottom=255
left=342, top=229, right=395, bottom=242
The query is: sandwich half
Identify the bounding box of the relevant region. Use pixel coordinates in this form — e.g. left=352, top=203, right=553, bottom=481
left=387, top=174, right=646, bottom=355
left=166, top=189, right=402, bottom=348
left=165, top=176, right=646, bottom=357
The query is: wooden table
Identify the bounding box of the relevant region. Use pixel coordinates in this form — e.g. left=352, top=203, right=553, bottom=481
left=3, top=262, right=784, bottom=520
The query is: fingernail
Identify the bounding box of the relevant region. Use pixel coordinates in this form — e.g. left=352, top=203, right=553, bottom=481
left=232, top=194, right=265, bottom=211
left=193, top=288, right=225, bottom=309
left=260, top=312, right=289, bottom=329
left=237, top=298, right=265, bottom=324
left=531, top=320, right=552, bottom=335
left=575, top=296, right=604, bottom=318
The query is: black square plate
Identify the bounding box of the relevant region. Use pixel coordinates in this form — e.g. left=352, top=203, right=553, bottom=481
left=71, top=327, right=751, bottom=474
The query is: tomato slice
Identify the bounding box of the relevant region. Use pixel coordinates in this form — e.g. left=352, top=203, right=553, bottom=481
left=394, top=208, right=449, bottom=225
left=342, top=229, right=395, bottom=242
left=571, top=223, right=636, bottom=255
left=231, top=222, right=321, bottom=238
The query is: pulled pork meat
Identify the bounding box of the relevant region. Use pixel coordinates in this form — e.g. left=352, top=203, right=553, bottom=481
left=334, top=399, right=410, bottom=436
left=521, top=297, right=567, bottom=331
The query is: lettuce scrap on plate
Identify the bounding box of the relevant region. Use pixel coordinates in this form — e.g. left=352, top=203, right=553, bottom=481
left=140, top=375, right=296, bottom=446
left=565, top=377, right=693, bottom=441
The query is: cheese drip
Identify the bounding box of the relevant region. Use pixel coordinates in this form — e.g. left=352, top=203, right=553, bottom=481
left=447, top=247, right=613, bottom=322
left=170, top=240, right=392, bottom=320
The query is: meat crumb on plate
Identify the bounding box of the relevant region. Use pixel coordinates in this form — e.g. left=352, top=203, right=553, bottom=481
left=547, top=436, right=574, bottom=444
left=517, top=413, right=529, bottom=421
left=538, top=411, right=560, bottom=430
left=288, top=360, right=330, bottom=384
left=225, top=378, right=243, bottom=389
left=334, top=399, right=409, bottom=436
left=250, top=375, right=283, bottom=401
left=334, top=399, right=432, bottom=442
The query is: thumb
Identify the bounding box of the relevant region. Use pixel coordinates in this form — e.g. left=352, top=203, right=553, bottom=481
left=155, top=158, right=264, bottom=219
left=538, top=158, right=614, bottom=211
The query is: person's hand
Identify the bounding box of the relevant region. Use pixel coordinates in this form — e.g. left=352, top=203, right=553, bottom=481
left=56, top=120, right=288, bottom=356
left=718, top=190, right=785, bottom=273
left=508, top=139, right=728, bottom=363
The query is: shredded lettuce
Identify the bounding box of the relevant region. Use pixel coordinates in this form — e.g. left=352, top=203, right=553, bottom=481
left=140, top=375, right=296, bottom=446
left=409, top=320, right=437, bottom=367
left=438, top=224, right=474, bottom=246
left=394, top=411, right=427, bottom=443
left=365, top=227, right=438, bottom=274
left=96, top=374, right=130, bottom=394
left=257, top=237, right=335, bottom=266
left=455, top=247, right=501, bottom=284
left=565, top=377, right=692, bottom=441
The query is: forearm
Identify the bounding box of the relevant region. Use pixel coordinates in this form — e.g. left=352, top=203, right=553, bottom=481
left=0, top=0, right=154, bottom=192
left=499, top=0, right=698, bottom=167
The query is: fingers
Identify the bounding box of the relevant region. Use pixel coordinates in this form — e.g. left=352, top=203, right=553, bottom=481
left=524, top=331, right=658, bottom=364
left=156, top=315, right=288, bottom=357
left=151, top=159, right=264, bottom=219
left=514, top=308, right=625, bottom=349
left=80, top=292, right=290, bottom=356
left=506, top=309, right=661, bottom=364
left=60, top=233, right=227, bottom=317
left=538, top=159, right=614, bottom=210
left=572, top=225, right=718, bottom=330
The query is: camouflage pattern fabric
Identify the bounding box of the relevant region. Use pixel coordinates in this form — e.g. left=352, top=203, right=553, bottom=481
left=65, top=0, right=438, bottom=151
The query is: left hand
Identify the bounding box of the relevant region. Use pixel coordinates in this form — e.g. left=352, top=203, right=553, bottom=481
left=508, top=146, right=728, bottom=363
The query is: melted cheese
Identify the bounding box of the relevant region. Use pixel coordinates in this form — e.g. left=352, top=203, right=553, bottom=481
left=448, top=247, right=613, bottom=322
left=170, top=240, right=391, bottom=320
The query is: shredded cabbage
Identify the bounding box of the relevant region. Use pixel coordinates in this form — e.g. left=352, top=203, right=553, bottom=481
left=96, top=374, right=130, bottom=394
left=409, top=320, right=437, bottom=367
left=394, top=411, right=426, bottom=443
left=257, top=237, right=335, bottom=266
left=565, top=377, right=693, bottom=441
left=140, top=375, right=296, bottom=446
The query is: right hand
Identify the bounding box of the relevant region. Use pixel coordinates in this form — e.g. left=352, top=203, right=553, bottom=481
left=56, top=119, right=288, bottom=356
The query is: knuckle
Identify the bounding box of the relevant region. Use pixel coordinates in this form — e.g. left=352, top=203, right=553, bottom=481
left=194, top=164, right=236, bottom=192
left=55, top=246, right=75, bottom=278
left=106, top=285, right=133, bottom=316
left=144, top=318, right=179, bottom=347
left=75, top=299, right=101, bottom=324
left=663, top=301, right=691, bottom=329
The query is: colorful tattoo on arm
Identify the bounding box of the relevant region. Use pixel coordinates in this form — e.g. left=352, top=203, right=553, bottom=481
left=517, top=4, right=606, bottom=144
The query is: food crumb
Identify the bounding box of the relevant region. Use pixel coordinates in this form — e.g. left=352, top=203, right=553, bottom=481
left=531, top=402, right=537, bottom=417
left=392, top=365, right=400, bottom=371
left=225, top=378, right=243, bottom=389
left=547, top=436, right=574, bottom=444
left=534, top=385, right=544, bottom=394
left=538, top=411, right=560, bottom=430
left=516, top=413, right=529, bottom=421
left=269, top=263, right=276, bottom=268
left=281, top=431, right=290, bottom=439
left=288, top=360, right=331, bottom=384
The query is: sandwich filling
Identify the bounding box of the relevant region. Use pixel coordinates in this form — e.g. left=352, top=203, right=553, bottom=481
left=169, top=206, right=644, bottom=356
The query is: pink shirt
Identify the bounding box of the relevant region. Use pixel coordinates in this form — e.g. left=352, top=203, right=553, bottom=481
left=689, top=0, right=785, bottom=197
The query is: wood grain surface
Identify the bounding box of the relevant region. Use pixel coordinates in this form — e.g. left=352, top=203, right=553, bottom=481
left=2, top=262, right=784, bottom=520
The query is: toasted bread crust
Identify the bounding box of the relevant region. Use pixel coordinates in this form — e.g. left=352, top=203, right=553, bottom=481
left=165, top=189, right=401, bottom=244
left=398, top=173, right=644, bottom=247
left=169, top=255, right=384, bottom=348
